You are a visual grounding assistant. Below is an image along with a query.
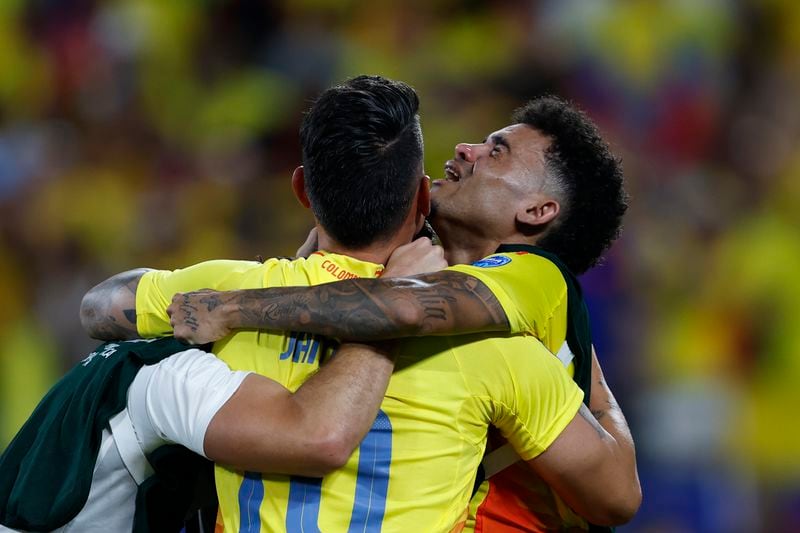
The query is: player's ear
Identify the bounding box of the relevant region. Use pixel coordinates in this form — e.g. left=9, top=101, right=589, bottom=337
left=516, top=198, right=559, bottom=227
left=291, top=166, right=311, bottom=208
left=417, top=175, right=431, bottom=217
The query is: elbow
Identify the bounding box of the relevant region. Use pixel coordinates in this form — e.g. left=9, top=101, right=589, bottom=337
left=304, top=428, right=357, bottom=476
left=80, top=290, right=103, bottom=338
left=587, top=482, right=642, bottom=526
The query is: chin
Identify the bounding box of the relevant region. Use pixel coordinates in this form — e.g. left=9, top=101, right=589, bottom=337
left=427, top=202, right=448, bottom=237
left=429, top=200, right=439, bottom=219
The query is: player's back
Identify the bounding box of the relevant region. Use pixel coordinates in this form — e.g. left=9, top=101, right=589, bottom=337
left=135, top=250, right=588, bottom=531
left=215, top=330, right=582, bottom=532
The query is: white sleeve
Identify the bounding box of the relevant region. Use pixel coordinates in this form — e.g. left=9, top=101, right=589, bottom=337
left=127, top=348, right=252, bottom=458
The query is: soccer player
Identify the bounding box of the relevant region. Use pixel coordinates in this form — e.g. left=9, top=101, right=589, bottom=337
left=2, top=230, right=444, bottom=533
left=165, top=97, right=635, bottom=532
left=82, top=79, right=640, bottom=531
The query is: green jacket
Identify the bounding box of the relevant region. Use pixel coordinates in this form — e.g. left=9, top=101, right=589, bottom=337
left=0, top=337, right=214, bottom=532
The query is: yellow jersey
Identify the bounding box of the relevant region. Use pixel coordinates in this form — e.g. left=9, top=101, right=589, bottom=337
left=135, top=250, right=584, bottom=532
left=449, top=245, right=592, bottom=532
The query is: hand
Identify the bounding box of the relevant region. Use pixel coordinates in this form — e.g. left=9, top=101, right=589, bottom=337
left=382, top=237, right=447, bottom=278
left=296, top=227, right=319, bottom=258
left=168, top=289, right=233, bottom=345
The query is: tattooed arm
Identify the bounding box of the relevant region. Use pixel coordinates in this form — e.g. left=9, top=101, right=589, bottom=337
left=80, top=269, right=151, bottom=340
left=169, top=271, right=509, bottom=345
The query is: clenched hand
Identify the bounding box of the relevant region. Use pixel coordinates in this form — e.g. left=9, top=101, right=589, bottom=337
left=381, top=237, right=448, bottom=278
left=168, top=289, right=233, bottom=345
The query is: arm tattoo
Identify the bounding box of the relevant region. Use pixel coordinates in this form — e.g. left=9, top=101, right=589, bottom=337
left=123, top=309, right=137, bottom=323
left=200, top=294, right=222, bottom=312
left=590, top=375, right=621, bottom=423
left=234, top=270, right=509, bottom=340
left=580, top=405, right=611, bottom=440
left=81, top=269, right=148, bottom=340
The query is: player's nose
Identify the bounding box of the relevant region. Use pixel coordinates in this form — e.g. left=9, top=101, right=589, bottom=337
left=456, top=143, right=492, bottom=163
left=455, top=142, right=488, bottom=162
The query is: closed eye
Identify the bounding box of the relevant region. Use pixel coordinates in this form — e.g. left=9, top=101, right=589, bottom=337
left=489, top=134, right=510, bottom=156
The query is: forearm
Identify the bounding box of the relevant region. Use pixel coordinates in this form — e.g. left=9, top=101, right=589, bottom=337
left=206, top=343, right=394, bottom=477
left=80, top=269, right=151, bottom=340
left=214, top=271, right=509, bottom=340
left=531, top=403, right=640, bottom=526
left=589, top=349, right=637, bottom=477
left=291, top=342, right=395, bottom=465
left=586, top=348, right=641, bottom=520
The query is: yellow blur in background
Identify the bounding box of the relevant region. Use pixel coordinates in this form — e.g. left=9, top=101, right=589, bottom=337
left=1, top=1, right=799, bottom=531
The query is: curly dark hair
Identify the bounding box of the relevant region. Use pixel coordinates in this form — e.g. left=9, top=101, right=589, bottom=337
left=300, top=75, right=423, bottom=248
left=511, top=96, right=628, bottom=274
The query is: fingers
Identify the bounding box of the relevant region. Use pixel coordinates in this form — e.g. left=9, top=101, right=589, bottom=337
left=167, top=293, right=181, bottom=319
left=407, top=237, right=447, bottom=269
left=167, top=292, right=200, bottom=344
left=166, top=289, right=229, bottom=345
left=296, top=227, right=319, bottom=258
left=383, top=236, right=447, bottom=277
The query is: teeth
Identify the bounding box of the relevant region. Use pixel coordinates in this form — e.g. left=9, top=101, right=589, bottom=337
left=445, top=168, right=459, bottom=181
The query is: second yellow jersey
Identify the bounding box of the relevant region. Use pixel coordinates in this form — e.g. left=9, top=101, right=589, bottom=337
left=136, top=250, right=583, bottom=532
left=448, top=246, right=590, bottom=532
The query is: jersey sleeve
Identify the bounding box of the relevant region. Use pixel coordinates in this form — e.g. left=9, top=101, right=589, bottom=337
left=468, top=336, right=583, bottom=461
left=447, top=253, right=568, bottom=340
left=136, top=259, right=267, bottom=337
left=128, top=349, right=252, bottom=457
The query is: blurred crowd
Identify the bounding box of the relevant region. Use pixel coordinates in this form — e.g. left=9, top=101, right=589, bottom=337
left=1, top=1, right=798, bottom=531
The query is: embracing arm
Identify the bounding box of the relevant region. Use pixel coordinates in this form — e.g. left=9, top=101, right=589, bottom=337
left=170, top=270, right=510, bottom=344
left=80, top=269, right=151, bottom=340
left=203, top=342, right=394, bottom=476
left=527, top=349, right=641, bottom=526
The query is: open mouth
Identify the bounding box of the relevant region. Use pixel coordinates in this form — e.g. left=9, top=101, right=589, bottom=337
left=444, top=162, right=461, bottom=182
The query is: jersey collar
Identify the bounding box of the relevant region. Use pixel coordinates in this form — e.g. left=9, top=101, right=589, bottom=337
left=309, top=250, right=385, bottom=279
left=494, top=244, right=574, bottom=276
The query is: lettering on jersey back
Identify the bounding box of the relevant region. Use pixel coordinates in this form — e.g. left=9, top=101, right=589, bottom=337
left=320, top=259, right=360, bottom=280
left=80, top=338, right=158, bottom=367
left=81, top=343, right=120, bottom=366
left=279, top=332, right=336, bottom=365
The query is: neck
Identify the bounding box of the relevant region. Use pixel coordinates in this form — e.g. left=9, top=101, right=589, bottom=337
left=434, top=223, right=499, bottom=265
left=434, top=219, right=541, bottom=266
left=316, top=225, right=416, bottom=266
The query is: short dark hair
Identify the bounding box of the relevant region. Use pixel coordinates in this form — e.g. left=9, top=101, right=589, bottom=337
left=299, top=75, right=423, bottom=248
left=512, top=96, right=628, bottom=274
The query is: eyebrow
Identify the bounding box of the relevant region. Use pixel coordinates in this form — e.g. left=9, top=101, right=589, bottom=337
left=488, top=133, right=511, bottom=152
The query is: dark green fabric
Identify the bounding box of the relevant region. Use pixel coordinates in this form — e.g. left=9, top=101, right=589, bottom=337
left=0, top=337, right=193, bottom=531
left=495, top=244, right=593, bottom=406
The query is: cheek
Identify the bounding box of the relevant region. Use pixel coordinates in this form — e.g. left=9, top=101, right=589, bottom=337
left=476, top=179, right=514, bottom=204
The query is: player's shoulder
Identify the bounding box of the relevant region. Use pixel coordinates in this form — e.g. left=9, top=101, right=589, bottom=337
left=162, top=258, right=266, bottom=277
left=452, top=334, right=565, bottom=395
left=200, top=256, right=307, bottom=277
left=480, top=250, right=558, bottom=270
left=260, top=253, right=320, bottom=273
left=451, top=333, right=551, bottom=369
left=449, top=247, right=564, bottom=283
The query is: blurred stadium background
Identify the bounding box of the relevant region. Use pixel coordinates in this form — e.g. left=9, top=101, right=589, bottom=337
left=1, top=1, right=798, bottom=531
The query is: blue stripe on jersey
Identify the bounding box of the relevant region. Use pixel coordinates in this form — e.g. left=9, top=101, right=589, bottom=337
left=238, top=471, right=263, bottom=533
left=286, top=476, right=323, bottom=532
left=348, top=410, right=393, bottom=532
